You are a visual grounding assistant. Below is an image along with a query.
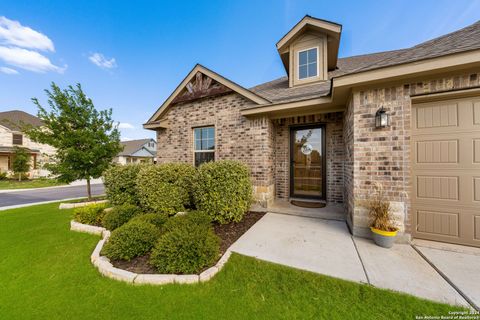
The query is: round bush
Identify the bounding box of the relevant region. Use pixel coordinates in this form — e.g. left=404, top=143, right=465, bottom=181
left=101, top=204, right=141, bottom=230
left=101, top=221, right=160, bottom=261
left=130, top=213, right=168, bottom=229
left=149, top=219, right=220, bottom=274
left=136, top=163, right=196, bottom=215
left=193, top=160, right=253, bottom=224
left=162, top=210, right=211, bottom=233
left=103, top=164, right=143, bottom=206
left=74, top=203, right=107, bottom=226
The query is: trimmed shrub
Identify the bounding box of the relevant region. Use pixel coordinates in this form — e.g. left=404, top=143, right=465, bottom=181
left=149, top=216, right=220, bottom=274
left=193, top=160, right=253, bottom=224
left=73, top=203, right=107, bottom=226
left=0, top=172, right=7, bottom=180
left=101, top=221, right=160, bottom=261
left=130, top=213, right=168, bottom=229
left=136, top=163, right=196, bottom=215
left=103, top=164, right=143, bottom=206
left=162, top=210, right=211, bottom=233
left=101, top=204, right=141, bottom=231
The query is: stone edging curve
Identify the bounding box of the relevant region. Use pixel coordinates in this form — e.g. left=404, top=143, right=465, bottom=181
left=60, top=200, right=108, bottom=209
left=70, top=220, right=231, bottom=285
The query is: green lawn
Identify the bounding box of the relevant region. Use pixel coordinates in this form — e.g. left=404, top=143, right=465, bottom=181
left=0, top=203, right=464, bottom=319
left=0, top=178, right=66, bottom=190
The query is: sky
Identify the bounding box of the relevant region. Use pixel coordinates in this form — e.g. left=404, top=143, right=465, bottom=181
left=1, top=0, right=480, bottom=140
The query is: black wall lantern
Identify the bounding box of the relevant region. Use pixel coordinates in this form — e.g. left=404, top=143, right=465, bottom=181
left=375, top=106, right=390, bottom=128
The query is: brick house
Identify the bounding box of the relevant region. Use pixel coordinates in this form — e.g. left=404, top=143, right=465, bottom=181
left=145, top=16, right=480, bottom=248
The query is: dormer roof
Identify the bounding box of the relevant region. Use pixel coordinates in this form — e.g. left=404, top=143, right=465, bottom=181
left=276, top=15, right=342, bottom=73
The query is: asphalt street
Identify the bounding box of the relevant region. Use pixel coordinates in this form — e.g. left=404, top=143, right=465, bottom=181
left=0, top=184, right=105, bottom=208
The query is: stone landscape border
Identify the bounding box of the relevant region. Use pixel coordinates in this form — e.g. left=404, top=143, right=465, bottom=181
left=70, top=220, right=232, bottom=285
left=60, top=199, right=108, bottom=209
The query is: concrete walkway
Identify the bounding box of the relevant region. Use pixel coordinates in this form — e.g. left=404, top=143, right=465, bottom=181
left=230, top=213, right=367, bottom=283
left=413, top=240, right=480, bottom=310
left=230, top=212, right=475, bottom=308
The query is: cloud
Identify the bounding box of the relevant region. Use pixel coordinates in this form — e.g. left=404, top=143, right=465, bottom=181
left=89, top=53, right=117, bottom=69
left=0, top=16, right=54, bottom=52
left=0, top=66, right=18, bottom=74
left=118, top=122, right=134, bottom=129
left=0, top=46, right=66, bottom=73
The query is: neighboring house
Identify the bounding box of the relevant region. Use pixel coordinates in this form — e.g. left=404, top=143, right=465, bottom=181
left=0, top=110, right=56, bottom=177
left=114, top=138, right=157, bottom=164
left=144, top=16, right=480, bottom=248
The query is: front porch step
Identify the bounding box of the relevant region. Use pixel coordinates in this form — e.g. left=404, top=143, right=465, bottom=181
left=268, top=200, right=346, bottom=221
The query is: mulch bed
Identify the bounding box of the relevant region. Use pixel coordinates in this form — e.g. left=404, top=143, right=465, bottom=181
left=111, top=211, right=266, bottom=274
left=213, top=211, right=265, bottom=255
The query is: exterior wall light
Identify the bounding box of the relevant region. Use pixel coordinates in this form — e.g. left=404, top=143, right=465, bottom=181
left=375, top=106, right=390, bottom=128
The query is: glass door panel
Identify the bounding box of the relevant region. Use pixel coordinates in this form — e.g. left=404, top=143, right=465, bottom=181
left=290, top=126, right=324, bottom=199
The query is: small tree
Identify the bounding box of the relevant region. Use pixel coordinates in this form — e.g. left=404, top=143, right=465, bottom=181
left=12, top=147, right=30, bottom=181
left=26, top=82, right=122, bottom=200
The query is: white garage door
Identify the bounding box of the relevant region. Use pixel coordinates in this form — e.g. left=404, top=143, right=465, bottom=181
left=411, top=95, right=480, bottom=247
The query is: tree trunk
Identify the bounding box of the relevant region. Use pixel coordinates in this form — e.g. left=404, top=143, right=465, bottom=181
left=86, top=178, right=92, bottom=201
left=18, top=173, right=21, bottom=182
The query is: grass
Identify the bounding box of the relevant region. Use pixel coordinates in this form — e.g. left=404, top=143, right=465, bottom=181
left=0, top=178, right=66, bottom=190
left=0, top=203, right=465, bottom=319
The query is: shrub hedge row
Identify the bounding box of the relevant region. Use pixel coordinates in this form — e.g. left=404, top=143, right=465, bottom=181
left=103, top=164, right=143, bottom=206
left=103, top=160, right=253, bottom=224
left=136, top=163, right=196, bottom=215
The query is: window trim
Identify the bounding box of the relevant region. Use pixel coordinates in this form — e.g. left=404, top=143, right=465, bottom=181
left=297, top=46, right=319, bottom=80
left=12, top=133, right=23, bottom=145
left=193, top=126, right=215, bottom=166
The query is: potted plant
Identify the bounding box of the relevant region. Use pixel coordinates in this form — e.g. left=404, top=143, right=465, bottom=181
left=367, top=183, right=398, bottom=248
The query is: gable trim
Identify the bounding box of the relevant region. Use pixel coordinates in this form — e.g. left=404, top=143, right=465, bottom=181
left=276, top=16, right=342, bottom=51
left=144, top=64, right=270, bottom=128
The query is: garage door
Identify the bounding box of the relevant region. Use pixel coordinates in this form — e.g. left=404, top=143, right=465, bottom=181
left=411, top=95, right=480, bottom=247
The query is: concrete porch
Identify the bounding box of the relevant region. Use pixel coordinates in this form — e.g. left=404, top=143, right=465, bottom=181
left=268, top=199, right=345, bottom=221
left=231, top=212, right=477, bottom=309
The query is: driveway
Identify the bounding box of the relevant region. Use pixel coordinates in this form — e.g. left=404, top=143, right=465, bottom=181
left=231, top=213, right=478, bottom=309
left=0, top=183, right=105, bottom=209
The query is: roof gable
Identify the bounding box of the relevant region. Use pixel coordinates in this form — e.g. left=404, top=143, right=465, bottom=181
left=144, top=64, right=270, bottom=129
left=119, top=138, right=155, bottom=156
left=171, top=71, right=233, bottom=104
left=0, top=110, right=43, bottom=131
left=276, top=15, right=342, bottom=72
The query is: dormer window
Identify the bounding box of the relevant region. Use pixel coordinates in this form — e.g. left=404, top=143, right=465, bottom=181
left=298, top=47, right=318, bottom=79
left=275, top=16, right=341, bottom=87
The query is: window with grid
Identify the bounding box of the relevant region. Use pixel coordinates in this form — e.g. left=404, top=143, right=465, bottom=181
left=194, top=126, right=214, bottom=167
left=298, top=48, right=318, bottom=79
left=12, top=134, right=23, bottom=145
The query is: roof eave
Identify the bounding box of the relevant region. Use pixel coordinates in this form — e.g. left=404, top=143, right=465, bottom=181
left=334, top=48, right=480, bottom=89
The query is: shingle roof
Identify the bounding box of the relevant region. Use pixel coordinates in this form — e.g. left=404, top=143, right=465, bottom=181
left=0, top=110, right=43, bottom=131
left=249, top=20, right=480, bottom=104
left=119, top=139, right=155, bottom=157
left=249, top=77, right=331, bottom=103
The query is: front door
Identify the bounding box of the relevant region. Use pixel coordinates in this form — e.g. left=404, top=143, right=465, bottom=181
left=290, top=125, right=326, bottom=200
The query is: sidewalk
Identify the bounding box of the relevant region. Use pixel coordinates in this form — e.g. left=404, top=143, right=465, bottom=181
left=230, top=212, right=476, bottom=309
